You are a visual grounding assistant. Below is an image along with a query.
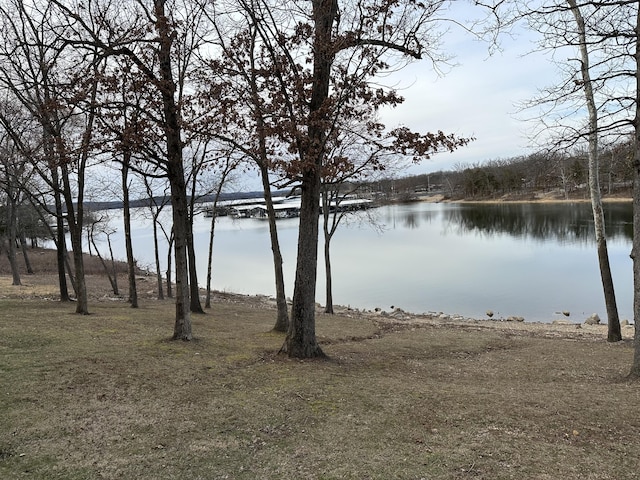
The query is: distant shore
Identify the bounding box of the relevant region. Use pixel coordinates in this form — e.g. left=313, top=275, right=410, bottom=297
left=417, top=192, right=632, bottom=204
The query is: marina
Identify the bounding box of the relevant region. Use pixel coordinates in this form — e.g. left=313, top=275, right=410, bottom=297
left=203, top=196, right=374, bottom=219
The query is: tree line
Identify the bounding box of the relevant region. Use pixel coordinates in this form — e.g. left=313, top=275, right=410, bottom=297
left=366, top=140, right=634, bottom=201
left=2, top=0, right=640, bottom=376
left=0, top=0, right=472, bottom=358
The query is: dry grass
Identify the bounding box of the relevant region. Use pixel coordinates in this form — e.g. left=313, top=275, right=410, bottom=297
left=1, top=250, right=640, bottom=479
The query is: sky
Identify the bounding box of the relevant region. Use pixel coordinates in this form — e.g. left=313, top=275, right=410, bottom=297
left=377, top=6, right=559, bottom=178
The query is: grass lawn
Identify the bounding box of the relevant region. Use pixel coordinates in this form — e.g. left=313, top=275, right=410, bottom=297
left=1, top=272, right=639, bottom=479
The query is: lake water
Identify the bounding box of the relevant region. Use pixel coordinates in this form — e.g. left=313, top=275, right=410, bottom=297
left=100, top=201, right=634, bottom=324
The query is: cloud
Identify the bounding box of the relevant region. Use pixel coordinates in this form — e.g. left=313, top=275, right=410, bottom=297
left=378, top=22, right=558, bottom=176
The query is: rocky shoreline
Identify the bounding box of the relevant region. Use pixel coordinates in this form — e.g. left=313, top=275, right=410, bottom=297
left=0, top=245, right=634, bottom=343
left=214, top=290, right=635, bottom=342
left=343, top=304, right=635, bottom=340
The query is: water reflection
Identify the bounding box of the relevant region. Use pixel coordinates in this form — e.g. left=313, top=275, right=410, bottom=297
left=440, top=202, right=632, bottom=244
left=382, top=205, right=439, bottom=229
left=102, top=201, right=633, bottom=323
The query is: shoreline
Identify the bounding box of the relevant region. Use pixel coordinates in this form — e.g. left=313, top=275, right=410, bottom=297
left=215, top=289, right=636, bottom=342
left=1, top=273, right=634, bottom=342
left=330, top=303, right=636, bottom=341
left=416, top=193, right=633, bottom=204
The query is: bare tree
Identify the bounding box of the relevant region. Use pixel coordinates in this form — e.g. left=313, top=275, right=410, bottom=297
left=0, top=0, right=104, bottom=313
left=200, top=148, right=240, bottom=309
left=141, top=174, right=173, bottom=300
left=479, top=0, right=630, bottom=342
left=279, top=0, right=469, bottom=358
left=489, top=0, right=636, bottom=365
left=0, top=137, right=24, bottom=286
left=87, top=211, right=120, bottom=295
left=48, top=0, right=216, bottom=338
left=197, top=3, right=292, bottom=332
left=566, top=0, right=621, bottom=342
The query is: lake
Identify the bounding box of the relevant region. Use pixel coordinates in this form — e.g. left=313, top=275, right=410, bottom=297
left=100, top=200, right=634, bottom=324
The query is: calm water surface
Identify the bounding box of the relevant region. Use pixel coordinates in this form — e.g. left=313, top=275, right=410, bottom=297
left=105, top=201, right=633, bottom=323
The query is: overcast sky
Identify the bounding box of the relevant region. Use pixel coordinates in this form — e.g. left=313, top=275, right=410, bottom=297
left=378, top=6, right=559, bottom=178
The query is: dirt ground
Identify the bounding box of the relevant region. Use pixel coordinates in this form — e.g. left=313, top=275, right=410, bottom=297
left=1, top=248, right=640, bottom=479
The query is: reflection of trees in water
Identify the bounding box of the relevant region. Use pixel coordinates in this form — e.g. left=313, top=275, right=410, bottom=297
left=442, top=203, right=632, bottom=244
left=385, top=206, right=439, bottom=229
left=403, top=212, right=418, bottom=228
left=402, top=209, right=441, bottom=229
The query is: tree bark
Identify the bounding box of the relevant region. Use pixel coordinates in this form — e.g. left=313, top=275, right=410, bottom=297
left=260, top=163, right=290, bottom=332
left=5, top=195, right=21, bottom=286
left=49, top=160, right=70, bottom=302
left=244, top=21, right=290, bottom=331
left=568, top=0, right=621, bottom=342
left=205, top=174, right=224, bottom=309
left=56, top=51, right=101, bottom=315
left=18, top=228, right=33, bottom=274
left=187, top=197, right=204, bottom=314
left=122, top=156, right=138, bottom=308
left=324, top=235, right=333, bottom=314
left=166, top=229, right=174, bottom=298
left=282, top=0, right=338, bottom=358
left=284, top=168, right=325, bottom=358
left=60, top=161, right=89, bottom=315
left=322, top=188, right=334, bottom=314
left=152, top=210, right=165, bottom=300
left=155, top=0, right=192, bottom=340
left=205, top=208, right=216, bottom=309
left=630, top=4, right=640, bottom=377
left=168, top=166, right=192, bottom=340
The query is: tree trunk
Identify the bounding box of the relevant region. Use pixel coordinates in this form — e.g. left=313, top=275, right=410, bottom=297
left=324, top=235, right=333, bottom=314
left=205, top=209, right=216, bottom=309
left=187, top=217, right=204, bottom=314
left=187, top=161, right=204, bottom=314
left=18, top=229, right=33, bottom=274
left=166, top=229, right=174, bottom=298
left=61, top=163, right=89, bottom=315
left=50, top=166, right=70, bottom=302
left=64, top=245, right=77, bottom=296
left=56, top=50, right=100, bottom=315
left=155, top=0, right=191, bottom=340
left=630, top=4, right=640, bottom=377
left=322, top=190, right=334, bottom=314
left=122, top=159, right=138, bottom=308
left=106, top=234, right=119, bottom=295
left=169, top=169, right=192, bottom=340
left=260, top=163, right=289, bottom=332
left=568, top=0, right=621, bottom=342
left=69, top=233, right=88, bottom=313
left=246, top=23, right=289, bottom=331
left=283, top=0, right=338, bottom=358
left=284, top=168, right=325, bottom=358
left=204, top=158, right=236, bottom=309
left=152, top=211, right=164, bottom=300
left=5, top=197, right=21, bottom=286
